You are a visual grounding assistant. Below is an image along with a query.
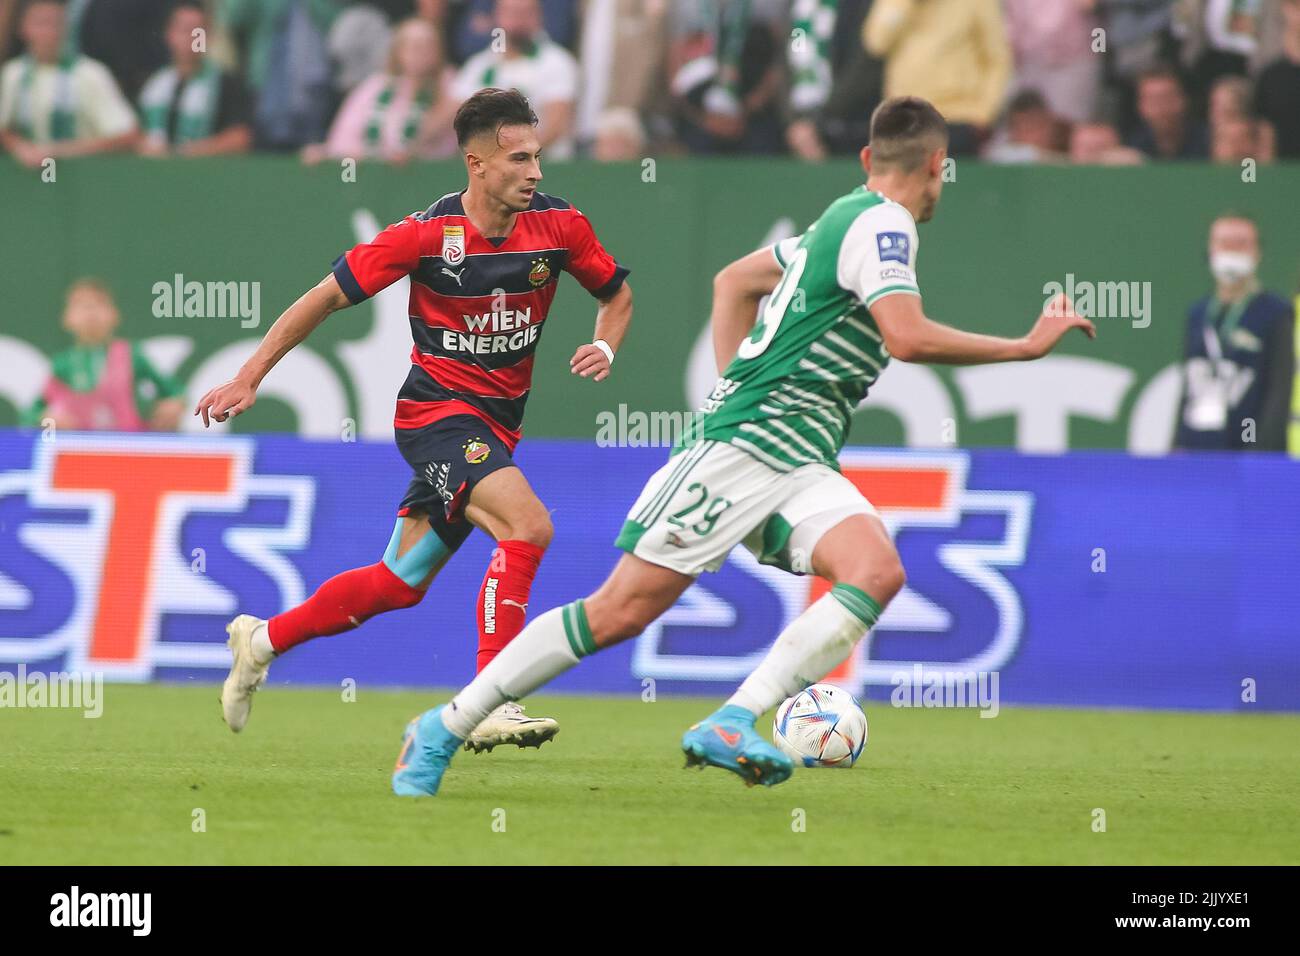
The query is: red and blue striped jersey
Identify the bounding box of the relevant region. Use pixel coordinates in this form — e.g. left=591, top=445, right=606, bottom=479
left=332, top=190, right=628, bottom=449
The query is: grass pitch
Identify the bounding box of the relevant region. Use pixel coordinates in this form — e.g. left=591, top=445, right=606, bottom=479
left=3, top=684, right=1297, bottom=865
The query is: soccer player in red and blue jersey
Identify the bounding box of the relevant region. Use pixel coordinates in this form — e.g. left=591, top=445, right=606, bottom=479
left=194, top=89, right=632, bottom=749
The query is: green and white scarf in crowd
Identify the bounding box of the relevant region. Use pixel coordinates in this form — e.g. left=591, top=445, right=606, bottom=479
left=671, top=1, right=752, bottom=117
left=789, top=0, right=837, bottom=115
left=11, top=54, right=78, bottom=141
left=364, top=78, right=435, bottom=153
left=139, top=62, right=221, bottom=146
left=478, top=34, right=542, bottom=88
left=712, top=0, right=751, bottom=112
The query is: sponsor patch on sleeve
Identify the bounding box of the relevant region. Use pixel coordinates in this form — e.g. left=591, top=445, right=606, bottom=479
left=877, top=231, right=911, bottom=265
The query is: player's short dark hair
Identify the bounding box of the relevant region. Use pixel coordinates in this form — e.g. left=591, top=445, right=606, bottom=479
left=453, top=88, right=539, bottom=149
left=868, top=96, right=949, bottom=172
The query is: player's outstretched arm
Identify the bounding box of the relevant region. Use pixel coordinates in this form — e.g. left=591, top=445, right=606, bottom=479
left=570, top=282, right=633, bottom=383
left=871, top=291, right=1095, bottom=366
left=193, top=273, right=352, bottom=425
left=711, top=247, right=786, bottom=371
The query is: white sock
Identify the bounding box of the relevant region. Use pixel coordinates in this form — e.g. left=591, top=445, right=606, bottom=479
left=440, top=601, right=596, bottom=738
left=250, top=621, right=276, bottom=665
left=726, top=585, right=881, bottom=716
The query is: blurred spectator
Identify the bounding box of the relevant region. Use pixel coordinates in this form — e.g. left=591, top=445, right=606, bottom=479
left=1208, top=71, right=1250, bottom=125
left=1248, top=0, right=1291, bottom=68
left=984, top=89, right=1066, bottom=163
left=1095, top=0, right=1180, bottom=130
left=1210, top=112, right=1262, bottom=159
left=1207, top=73, right=1275, bottom=159
left=304, top=16, right=457, bottom=163
left=1176, top=0, right=1260, bottom=103
left=454, top=0, right=578, bottom=158
left=786, top=0, right=882, bottom=160
left=453, top=0, right=576, bottom=62
left=217, top=0, right=341, bottom=151
left=1253, top=0, right=1300, bottom=157
left=591, top=105, right=645, bottom=160
left=0, top=1, right=16, bottom=62
left=137, top=2, right=253, bottom=157
left=63, top=0, right=171, bottom=103
left=23, top=278, right=185, bottom=433
left=0, top=0, right=138, bottom=167
left=575, top=0, right=669, bottom=153
left=47, top=0, right=172, bottom=104
left=367, top=0, right=427, bottom=21
left=1068, top=119, right=1146, bottom=162
left=327, top=4, right=392, bottom=94
left=1175, top=213, right=1294, bottom=451
left=355, top=0, right=459, bottom=74
left=1124, top=65, right=1209, bottom=157
left=864, top=0, right=1010, bottom=156
left=1003, top=0, right=1102, bottom=124
left=415, top=0, right=454, bottom=51
left=668, top=0, right=785, bottom=155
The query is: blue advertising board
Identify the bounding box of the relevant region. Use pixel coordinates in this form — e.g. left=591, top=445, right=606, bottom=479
left=0, top=430, right=1296, bottom=711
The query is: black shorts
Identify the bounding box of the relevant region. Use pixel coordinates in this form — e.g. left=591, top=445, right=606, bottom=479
left=395, top=414, right=515, bottom=552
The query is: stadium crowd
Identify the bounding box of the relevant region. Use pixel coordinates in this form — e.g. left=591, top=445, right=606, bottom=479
left=4, top=0, right=1298, bottom=453
left=1, top=0, right=1299, bottom=165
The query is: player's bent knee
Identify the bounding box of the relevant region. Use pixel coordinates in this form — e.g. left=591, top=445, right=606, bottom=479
left=511, top=511, right=554, bottom=549
left=393, top=577, right=427, bottom=609
left=839, top=557, right=905, bottom=608
left=382, top=517, right=451, bottom=590
left=363, top=561, right=427, bottom=618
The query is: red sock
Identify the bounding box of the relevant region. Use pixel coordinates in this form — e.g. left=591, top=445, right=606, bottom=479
left=267, top=562, right=423, bottom=654
left=476, top=540, right=545, bottom=672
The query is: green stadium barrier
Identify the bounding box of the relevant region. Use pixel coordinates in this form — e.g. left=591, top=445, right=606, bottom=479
left=2, top=156, right=1298, bottom=451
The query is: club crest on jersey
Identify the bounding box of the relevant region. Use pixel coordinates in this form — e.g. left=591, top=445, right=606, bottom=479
left=877, top=232, right=910, bottom=265
left=528, top=257, right=552, bottom=287
left=463, top=438, right=490, bottom=464
left=442, top=225, right=466, bottom=265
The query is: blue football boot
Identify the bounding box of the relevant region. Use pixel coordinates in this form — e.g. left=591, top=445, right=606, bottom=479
left=392, top=706, right=462, bottom=796
left=681, top=704, right=794, bottom=788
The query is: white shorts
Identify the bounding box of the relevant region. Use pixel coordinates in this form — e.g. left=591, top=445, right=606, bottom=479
left=614, top=440, right=880, bottom=577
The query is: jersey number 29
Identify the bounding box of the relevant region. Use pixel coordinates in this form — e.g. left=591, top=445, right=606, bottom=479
left=738, top=247, right=808, bottom=360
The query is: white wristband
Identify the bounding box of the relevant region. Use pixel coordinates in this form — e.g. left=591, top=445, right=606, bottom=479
left=592, top=339, right=615, bottom=365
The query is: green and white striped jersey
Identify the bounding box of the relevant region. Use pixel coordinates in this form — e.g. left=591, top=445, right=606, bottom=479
left=684, top=186, right=921, bottom=471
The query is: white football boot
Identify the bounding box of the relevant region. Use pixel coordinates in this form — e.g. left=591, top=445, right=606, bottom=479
left=220, top=614, right=271, bottom=732
left=464, top=702, right=559, bottom=753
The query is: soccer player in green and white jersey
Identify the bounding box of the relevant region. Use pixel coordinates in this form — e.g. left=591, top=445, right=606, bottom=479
left=390, top=96, right=1096, bottom=796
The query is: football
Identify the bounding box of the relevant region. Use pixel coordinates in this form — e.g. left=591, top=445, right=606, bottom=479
left=773, top=683, right=868, bottom=768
